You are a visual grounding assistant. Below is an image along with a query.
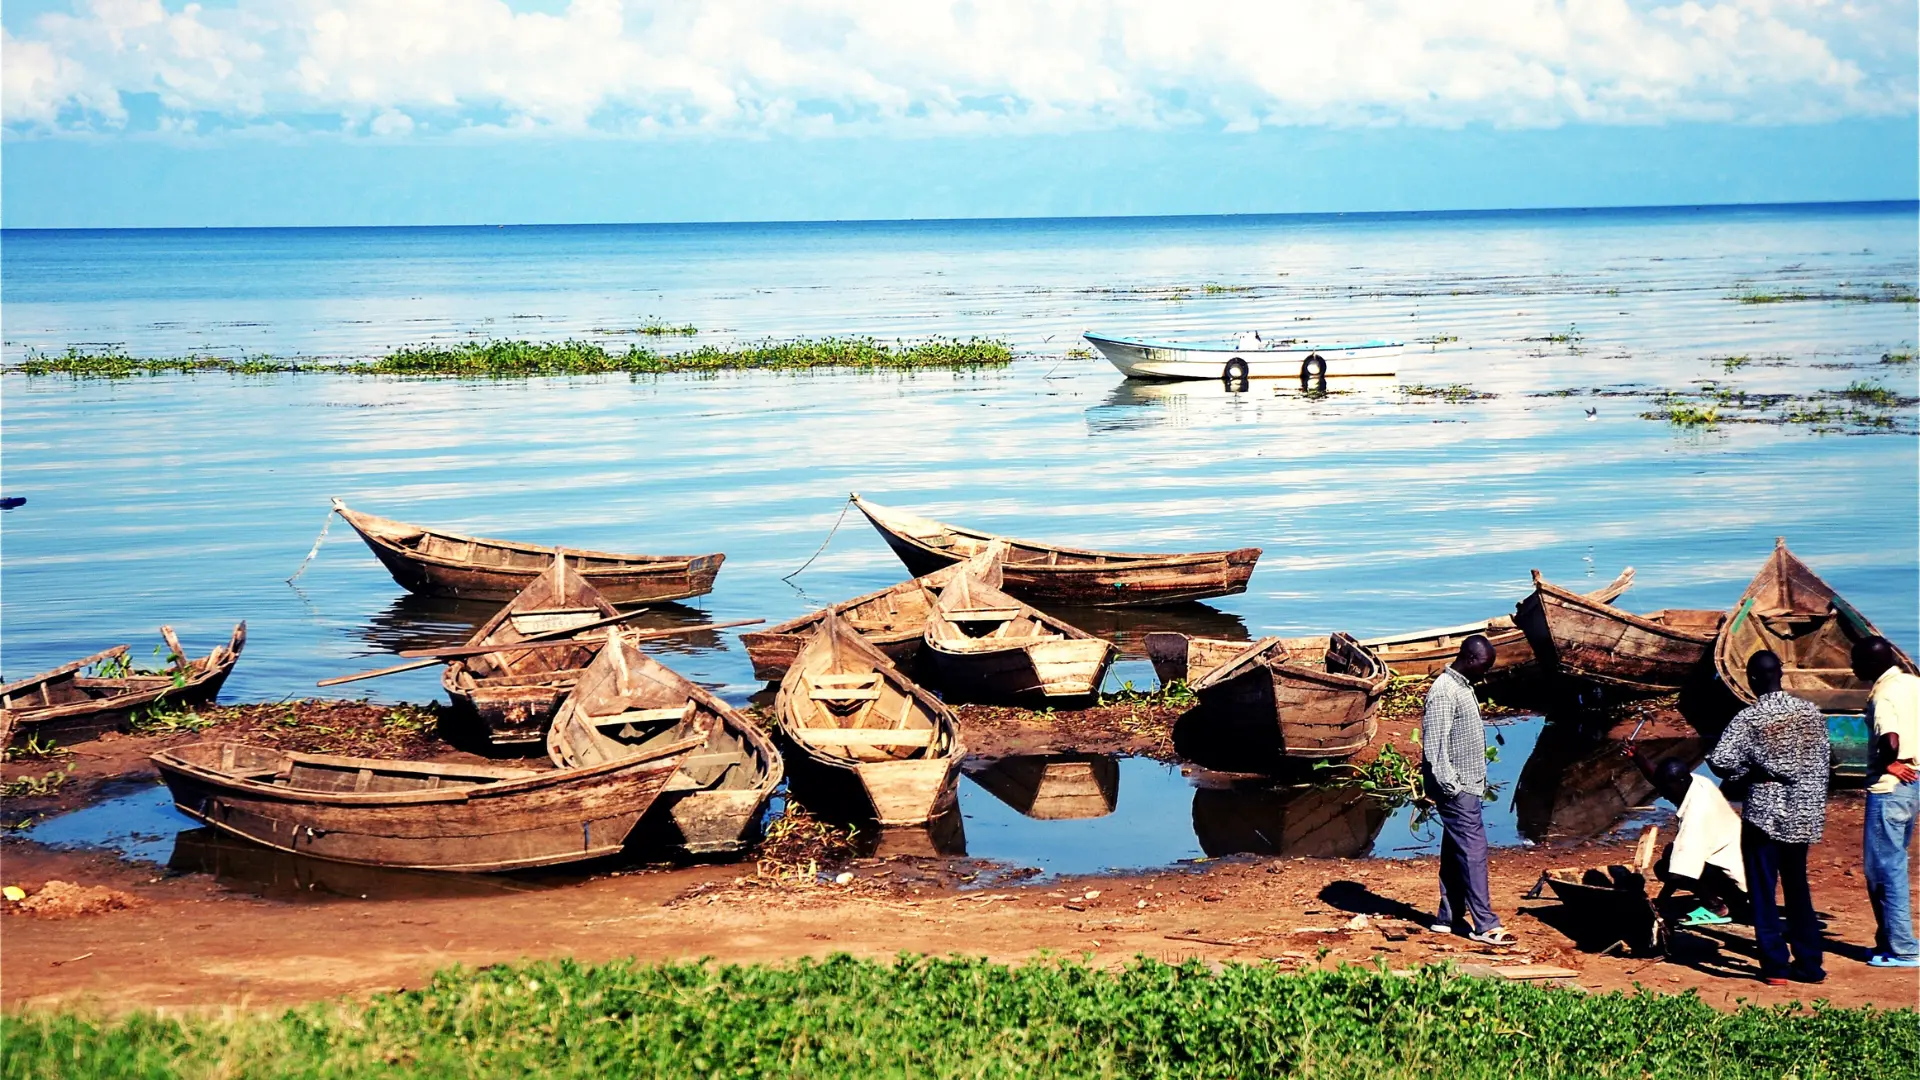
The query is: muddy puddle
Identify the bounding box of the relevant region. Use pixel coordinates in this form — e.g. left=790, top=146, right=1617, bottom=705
left=22, top=714, right=1704, bottom=895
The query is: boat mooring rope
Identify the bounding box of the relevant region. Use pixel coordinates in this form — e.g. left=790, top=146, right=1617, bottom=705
left=782, top=496, right=853, bottom=583
left=286, top=506, right=338, bottom=583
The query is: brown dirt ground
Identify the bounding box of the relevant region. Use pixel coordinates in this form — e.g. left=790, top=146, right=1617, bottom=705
left=4, top=697, right=1916, bottom=1016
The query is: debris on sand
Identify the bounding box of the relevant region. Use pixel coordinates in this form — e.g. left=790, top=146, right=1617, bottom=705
left=11, top=879, right=144, bottom=919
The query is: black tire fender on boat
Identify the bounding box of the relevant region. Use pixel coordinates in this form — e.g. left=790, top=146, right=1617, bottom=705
left=1223, top=357, right=1250, bottom=382
left=1300, top=353, right=1327, bottom=378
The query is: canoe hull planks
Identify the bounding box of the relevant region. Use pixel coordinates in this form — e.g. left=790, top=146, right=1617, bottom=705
left=1364, top=569, right=1635, bottom=680
left=1523, top=571, right=1723, bottom=693
left=852, top=495, right=1259, bottom=609
left=1, top=624, right=247, bottom=747
left=152, top=740, right=692, bottom=872
left=923, top=637, right=1114, bottom=702
left=334, top=501, right=723, bottom=605
left=740, top=564, right=963, bottom=682
left=1713, top=538, right=1917, bottom=714
left=1164, top=633, right=1390, bottom=759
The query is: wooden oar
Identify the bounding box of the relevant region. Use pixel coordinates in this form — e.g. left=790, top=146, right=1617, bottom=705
left=315, top=616, right=760, bottom=687
left=396, top=617, right=764, bottom=660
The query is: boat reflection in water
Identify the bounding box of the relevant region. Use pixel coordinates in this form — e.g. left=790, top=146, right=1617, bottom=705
left=1512, top=720, right=1703, bottom=844
left=1190, top=780, right=1390, bottom=859
left=357, top=595, right=727, bottom=659
left=963, top=753, right=1120, bottom=820
left=166, top=827, right=571, bottom=901
left=859, top=803, right=969, bottom=858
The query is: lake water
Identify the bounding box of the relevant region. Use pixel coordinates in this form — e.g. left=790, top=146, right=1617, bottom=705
left=2, top=204, right=1915, bottom=875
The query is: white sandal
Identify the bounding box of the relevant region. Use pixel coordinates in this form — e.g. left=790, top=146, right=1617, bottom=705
left=1467, top=926, right=1517, bottom=946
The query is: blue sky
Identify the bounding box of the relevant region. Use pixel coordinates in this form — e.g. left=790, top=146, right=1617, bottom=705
left=3, top=1, right=1916, bottom=228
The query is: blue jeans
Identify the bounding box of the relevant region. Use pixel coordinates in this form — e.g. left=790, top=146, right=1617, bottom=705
left=1742, top=822, right=1822, bottom=980
left=1430, top=781, right=1500, bottom=933
left=1864, top=780, right=1919, bottom=959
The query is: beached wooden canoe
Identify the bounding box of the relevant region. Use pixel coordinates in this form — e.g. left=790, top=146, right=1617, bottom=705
left=443, top=555, right=619, bottom=749
left=333, top=499, right=723, bottom=605
left=1, top=624, right=246, bottom=747
left=963, top=753, right=1119, bottom=820
left=774, top=612, right=964, bottom=826
left=740, top=562, right=982, bottom=683
left=546, top=630, right=781, bottom=856
left=1521, top=570, right=1724, bottom=692
left=922, top=552, right=1117, bottom=702
left=1365, top=568, right=1635, bottom=679
left=851, top=494, right=1260, bottom=608
left=1149, top=632, right=1390, bottom=758
left=1714, top=538, right=1918, bottom=713
left=151, top=735, right=697, bottom=872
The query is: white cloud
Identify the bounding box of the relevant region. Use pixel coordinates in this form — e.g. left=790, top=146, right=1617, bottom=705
left=3, top=0, right=1913, bottom=138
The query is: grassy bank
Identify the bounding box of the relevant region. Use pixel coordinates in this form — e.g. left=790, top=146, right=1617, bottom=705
left=3, top=957, right=1902, bottom=1079
left=8, top=337, right=1013, bottom=379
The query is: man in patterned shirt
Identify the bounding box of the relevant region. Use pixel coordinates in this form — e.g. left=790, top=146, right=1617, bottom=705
left=1707, top=650, right=1831, bottom=985
left=1421, top=635, right=1514, bottom=946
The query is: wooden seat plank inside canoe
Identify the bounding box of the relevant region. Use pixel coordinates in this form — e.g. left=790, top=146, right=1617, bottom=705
left=590, top=703, right=695, bottom=728
left=796, top=728, right=937, bottom=747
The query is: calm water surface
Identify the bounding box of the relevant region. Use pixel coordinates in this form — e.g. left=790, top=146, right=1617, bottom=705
left=3, top=204, right=1915, bottom=874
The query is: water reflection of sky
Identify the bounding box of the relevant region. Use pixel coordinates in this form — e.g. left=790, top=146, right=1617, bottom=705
left=1, top=206, right=1913, bottom=710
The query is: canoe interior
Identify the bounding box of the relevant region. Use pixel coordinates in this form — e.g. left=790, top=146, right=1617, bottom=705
left=740, top=562, right=971, bottom=681
left=546, top=628, right=782, bottom=853
left=166, top=741, right=542, bottom=795
left=1, top=624, right=247, bottom=745
left=781, top=614, right=958, bottom=767
left=1177, top=633, right=1389, bottom=760
left=1713, top=540, right=1917, bottom=714
left=445, top=556, right=618, bottom=745
left=852, top=494, right=1258, bottom=570
left=921, top=553, right=1116, bottom=700
left=925, top=555, right=1098, bottom=652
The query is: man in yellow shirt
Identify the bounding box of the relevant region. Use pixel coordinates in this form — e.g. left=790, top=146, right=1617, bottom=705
left=1852, top=636, right=1920, bottom=968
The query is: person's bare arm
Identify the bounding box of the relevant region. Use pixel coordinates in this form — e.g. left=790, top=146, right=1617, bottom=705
left=1878, top=732, right=1917, bottom=783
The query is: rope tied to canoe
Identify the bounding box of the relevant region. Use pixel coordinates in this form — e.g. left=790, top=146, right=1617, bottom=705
left=782, top=496, right=853, bottom=583
left=286, top=506, right=338, bottom=583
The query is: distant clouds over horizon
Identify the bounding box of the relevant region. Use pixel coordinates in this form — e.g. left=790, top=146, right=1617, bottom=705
left=4, top=0, right=1916, bottom=142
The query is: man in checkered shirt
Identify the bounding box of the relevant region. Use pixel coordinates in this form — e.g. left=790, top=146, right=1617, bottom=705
left=1420, top=635, right=1514, bottom=946
left=1708, top=649, right=1831, bottom=986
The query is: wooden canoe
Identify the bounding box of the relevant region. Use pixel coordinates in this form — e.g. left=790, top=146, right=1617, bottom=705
left=963, top=753, right=1119, bottom=820
left=740, top=561, right=984, bottom=683
left=1365, top=568, right=1635, bottom=679
left=1521, top=570, right=1724, bottom=692
left=922, top=548, right=1117, bottom=702
left=151, top=736, right=697, bottom=872
left=333, top=499, right=723, bottom=605
left=774, top=612, right=965, bottom=826
left=1714, top=539, right=1917, bottom=714
left=1190, top=782, right=1389, bottom=859
left=547, top=630, right=781, bottom=855
left=1, top=624, right=246, bottom=747
left=851, top=493, right=1260, bottom=608
left=1151, top=632, right=1390, bottom=759
left=443, top=555, right=619, bottom=749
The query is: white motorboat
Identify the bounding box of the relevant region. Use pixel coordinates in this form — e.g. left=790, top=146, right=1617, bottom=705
left=1085, top=331, right=1404, bottom=381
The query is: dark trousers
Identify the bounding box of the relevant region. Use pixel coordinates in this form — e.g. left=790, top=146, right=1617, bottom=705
left=1741, top=822, right=1822, bottom=979
left=1432, top=782, right=1500, bottom=933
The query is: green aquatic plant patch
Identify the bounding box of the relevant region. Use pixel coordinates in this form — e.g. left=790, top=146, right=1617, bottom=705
left=9, top=337, right=1013, bottom=379
left=2, top=957, right=1902, bottom=1079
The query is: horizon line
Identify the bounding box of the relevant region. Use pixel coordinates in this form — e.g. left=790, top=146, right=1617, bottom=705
left=3, top=197, right=1915, bottom=235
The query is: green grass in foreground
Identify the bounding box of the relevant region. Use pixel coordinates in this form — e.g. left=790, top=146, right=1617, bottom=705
left=8, top=337, right=1012, bottom=378
left=2, top=957, right=1903, bottom=1079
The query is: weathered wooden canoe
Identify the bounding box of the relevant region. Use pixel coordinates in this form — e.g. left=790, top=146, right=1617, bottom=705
left=1, top=624, right=246, bottom=747
left=1521, top=570, right=1724, bottom=692
left=922, top=551, right=1117, bottom=702
left=775, top=612, right=964, bottom=826
left=151, top=736, right=697, bottom=872
left=546, top=629, right=781, bottom=856
left=963, top=753, right=1119, bottom=820
left=1365, top=568, right=1635, bottom=679
left=851, top=494, right=1260, bottom=608
left=333, top=499, right=723, bottom=605
left=443, top=555, right=619, bottom=749
left=1150, top=632, right=1389, bottom=759
left=740, top=561, right=981, bottom=683
left=1190, top=782, right=1389, bottom=859
left=1714, top=538, right=1917, bottom=713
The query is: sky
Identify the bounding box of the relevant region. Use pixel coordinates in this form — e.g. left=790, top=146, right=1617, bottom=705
left=2, top=0, right=1916, bottom=228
